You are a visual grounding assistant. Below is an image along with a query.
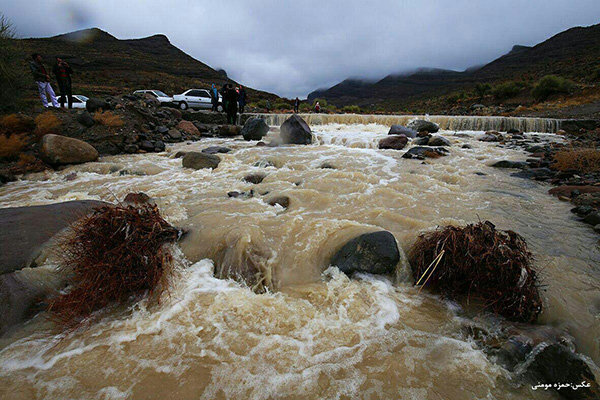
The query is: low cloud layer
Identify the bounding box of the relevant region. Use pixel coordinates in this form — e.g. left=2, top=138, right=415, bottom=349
left=3, top=0, right=600, bottom=97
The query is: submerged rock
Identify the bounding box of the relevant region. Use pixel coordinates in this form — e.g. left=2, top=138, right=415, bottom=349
left=407, top=119, right=439, bottom=133
left=388, top=125, right=417, bottom=138
left=267, top=196, right=290, bottom=208
left=402, top=146, right=448, bottom=159
left=378, top=135, right=408, bottom=150
left=202, top=146, right=232, bottom=155
left=241, top=118, right=269, bottom=141
left=0, top=271, right=50, bottom=335
left=182, top=151, right=220, bottom=170
left=280, top=114, right=312, bottom=145
left=491, top=160, right=529, bottom=169
left=243, top=173, right=266, bottom=184
left=330, top=231, right=400, bottom=276
left=216, top=125, right=241, bottom=137
left=40, top=134, right=99, bottom=166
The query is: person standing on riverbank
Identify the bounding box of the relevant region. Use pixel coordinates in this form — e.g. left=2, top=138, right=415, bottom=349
left=314, top=101, right=320, bottom=113
left=238, top=85, right=247, bottom=114
left=223, top=84, right=238, bottom=124
left=52, top=57, right=73, bottom=109
left=294, top=97, right=300, bottom=113
left=210, top=83, right=219, bottom=112
left=30, top=53, right=59, bottom=108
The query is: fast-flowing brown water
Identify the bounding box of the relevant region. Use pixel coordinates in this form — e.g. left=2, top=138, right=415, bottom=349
left=0, top=121, right=598, bottom=399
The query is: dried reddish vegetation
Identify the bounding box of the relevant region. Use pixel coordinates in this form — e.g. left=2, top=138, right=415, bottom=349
left=34, top=111, right=61, bottom=138
left=94, top=110, right=124, bottom=127
left=409, top=221, right=542, bottom=323
left=48, top=204, right=179, bottom=325
left=553, top=148, right=600, bottom=173
left=0, top=134, right=27, bottom=159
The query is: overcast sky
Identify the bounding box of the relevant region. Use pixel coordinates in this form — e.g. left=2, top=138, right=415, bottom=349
left=2, top=0, right=599, bottom=97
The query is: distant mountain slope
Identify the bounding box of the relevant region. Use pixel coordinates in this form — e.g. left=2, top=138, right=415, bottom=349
left=19, top=28, right=277, bottom=101
left=309, top=23, right=600, bottom=107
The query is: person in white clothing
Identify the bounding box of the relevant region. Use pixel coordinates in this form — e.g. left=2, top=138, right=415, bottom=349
left=29, top=53, right=59, bottom=108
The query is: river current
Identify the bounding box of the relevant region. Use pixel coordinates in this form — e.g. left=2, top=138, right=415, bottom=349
left=0, top=121, right=598, bottom=399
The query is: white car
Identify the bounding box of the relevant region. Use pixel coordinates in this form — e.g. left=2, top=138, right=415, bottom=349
left=133, top=90, right=175, bottom=106
left=173, top=89, right=222, bottom=111
left=71, top=95, right=88, bottom=109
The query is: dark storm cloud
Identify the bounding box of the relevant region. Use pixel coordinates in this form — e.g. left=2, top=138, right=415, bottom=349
left=2, top=0, right=599, bottom=97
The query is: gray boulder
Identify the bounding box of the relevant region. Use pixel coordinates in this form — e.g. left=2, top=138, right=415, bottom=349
left=378, top=135, right=408, bottom=150
left=0, top=200, right=108, bottom=275
left=76, top=111, right=95, bottom=128
left=388, top=125, right=417, bottom=138
left=241, top=118, right=269, bottom=141
left=280, top=114, right=312, bottom=145
left=182, top=151, right=221, bottom=170
left=407, top=119, right=439, bottom=133
left=39, top=134, right=99, bottom=166
left=428, top=136, right=451, bottom=146
left=331, top=231, right=400, bottom=276
left=85, top=97, right=111, bottom=113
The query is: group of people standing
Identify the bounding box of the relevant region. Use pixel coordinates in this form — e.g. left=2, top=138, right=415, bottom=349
left=29, top=53, right=73, bottom=109
left=211, top=83, right=247, bottom=124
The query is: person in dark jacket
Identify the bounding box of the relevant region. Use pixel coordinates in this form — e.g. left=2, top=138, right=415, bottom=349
left=294, top=97, right=300, bottom=113
left=52, top=57, right=73, bottom=108
left=223, top=84, right=238, bottom=124
left=29, top=53, right=59, bottom=108
left=210, top=83, right=219, bottom=112
left=219, top=83, right=229, bottom=112
left=238, top=85, right=247, bottom=114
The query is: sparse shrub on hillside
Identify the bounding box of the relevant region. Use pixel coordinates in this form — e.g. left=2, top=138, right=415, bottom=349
left=553, top=148, right=600, bottom=173
left=299, top=103, right=311, bottom=112
left=94, top=111, right=124, bottom=127
left=0, top=133, right=27, bottom=159
left=491, top=81, right=525, bottom=101
left=0, top=15, right=27, bottom=112
left=34, top=112, right=62, bottom=138
left=273, top=102, right=290, bottom=110
left=474, top=83, right=491, bottom=100
left=532, top=75, right=576, bottom=101
left=256, top=99, right=269, bottom=110
left=342, top=105, right=361, bottom=113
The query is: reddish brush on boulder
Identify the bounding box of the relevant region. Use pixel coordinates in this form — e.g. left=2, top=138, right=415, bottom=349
left=409, top=221, right=542, bottom=323
left=48, top=204, right=179, bottom=326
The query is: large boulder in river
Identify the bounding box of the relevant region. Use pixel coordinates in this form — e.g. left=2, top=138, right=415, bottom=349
left=182, top=151, right=220, bottom=170
left=280, top=114, right=312, bottom=145
left=407, top=119, right=439, bottom=133
left=388, top=125, right=417, bottom=138
left=331, top=231, right=400, bottom=276
left=378, top=135, right=408, bottom=150
left=39, top=134, right=99, bottom=166
left=0, top=200, right=108, bottom=274
left=241, top=118, right=269, bottom=141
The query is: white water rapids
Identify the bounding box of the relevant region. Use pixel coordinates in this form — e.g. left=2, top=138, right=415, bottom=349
left=0, top=121, right=598, bottom=399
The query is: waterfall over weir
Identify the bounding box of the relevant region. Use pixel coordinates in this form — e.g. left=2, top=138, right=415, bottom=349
left=250, top=113, right=562, bottom=133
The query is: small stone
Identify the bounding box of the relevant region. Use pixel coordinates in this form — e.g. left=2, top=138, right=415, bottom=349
left=267, top=196, right=290, bottom=208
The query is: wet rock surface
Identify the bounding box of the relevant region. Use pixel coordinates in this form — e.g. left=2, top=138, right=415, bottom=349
left=241, top=117, right=269, bottom=141
left=182, top=152, right=221, bottom=170
left=378, top=135, right=408, bottom=150
left=330, top=231, right=400, bottom=276
left=280, top=114, right=312, bottom=145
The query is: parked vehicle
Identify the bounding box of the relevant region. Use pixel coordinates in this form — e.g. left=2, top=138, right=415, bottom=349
left=173, top=89, right=222, bottom=111
left=71, top=95, right=89, bottom=109
left=133, top=90, right=175, bottom=106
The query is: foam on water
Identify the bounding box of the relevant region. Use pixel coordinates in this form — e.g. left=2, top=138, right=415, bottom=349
left=0, top=123, right=596, bottom=399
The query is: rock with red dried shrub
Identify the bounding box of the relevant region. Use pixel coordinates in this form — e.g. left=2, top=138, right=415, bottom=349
left=48, top=204, right=179, bottom=325
left=408, top=221, right=542, bottom=323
